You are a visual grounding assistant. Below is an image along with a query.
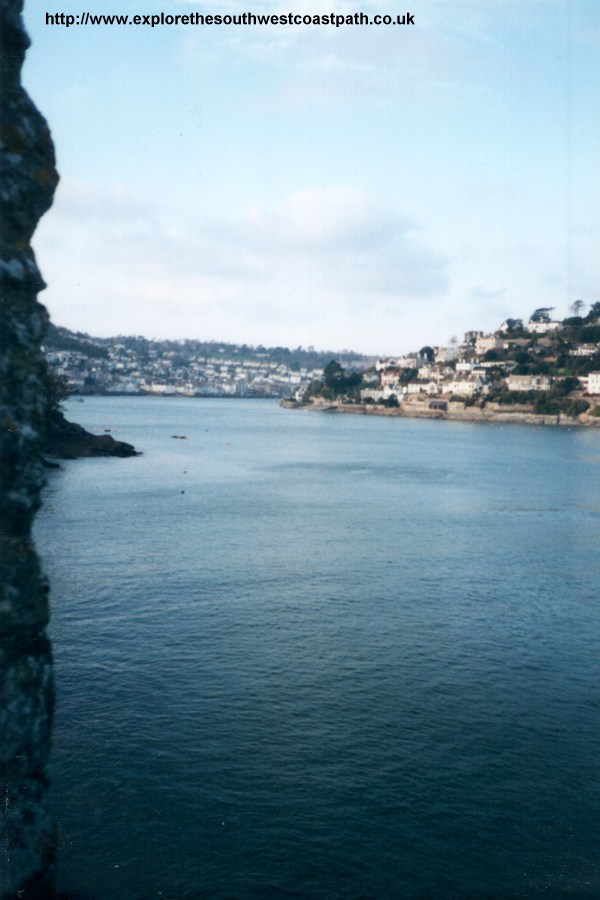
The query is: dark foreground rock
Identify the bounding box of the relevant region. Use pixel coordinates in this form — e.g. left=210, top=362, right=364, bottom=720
left=1, top=0, right=58, bottom=895
left=44, top=412, right=140, bottom=460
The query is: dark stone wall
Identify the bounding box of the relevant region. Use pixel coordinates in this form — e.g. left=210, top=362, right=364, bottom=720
left=1, top=0, right=59, bottom=895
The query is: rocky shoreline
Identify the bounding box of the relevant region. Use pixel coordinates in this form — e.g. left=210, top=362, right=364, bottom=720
left=44, top=412, right=140, bottom=461
left=281, top=398, right=600, bottom=428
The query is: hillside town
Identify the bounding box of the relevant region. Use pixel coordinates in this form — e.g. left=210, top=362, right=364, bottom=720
left=294, top=303, right=600, bottom=420
left=43, top=304, right=600, bottom=419
left=42, top=325, right=369, bottom=399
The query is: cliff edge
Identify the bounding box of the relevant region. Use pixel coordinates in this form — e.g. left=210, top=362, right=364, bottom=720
left=1, top=0, right=59, bottom=895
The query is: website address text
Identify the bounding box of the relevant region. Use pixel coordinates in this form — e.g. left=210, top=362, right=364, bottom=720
left=45, top=11, right=416, bottom=28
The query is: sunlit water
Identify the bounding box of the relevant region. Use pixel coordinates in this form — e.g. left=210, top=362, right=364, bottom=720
left=34, top=397, right=600, bottom=899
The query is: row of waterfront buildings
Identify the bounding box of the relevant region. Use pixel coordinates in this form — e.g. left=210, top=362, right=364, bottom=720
left=44, top=341, right=328, bottom=398
left=351, top=317, right=600, bottom=403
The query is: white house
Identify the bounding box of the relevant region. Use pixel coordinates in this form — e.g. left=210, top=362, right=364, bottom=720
left=418, top=364, right=439, bottom=381
left=527, top=321, right=563, bottom=334
left=505, top=374, right=553, bottom=392
left=383, top=384, right=404, bottom=400
left=448, top=375, right=487, bottom=397
left=402, top=382, right=439, bottom=396
left=380, top=369, right=401, bottom=387
left=586, top=372, right=600, bottom=395
left=360, top=387, right=386, bottom=402
left=396, top=356, right=418, bottom=369
left=570, top=344, right=599, bottom=358
left=148, top=383, right=177, bottom=395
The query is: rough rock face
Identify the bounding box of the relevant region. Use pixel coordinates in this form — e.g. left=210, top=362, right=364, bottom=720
left=1, top=0, right=59, bottom=895
left=45, top=412, right=140, bottom=459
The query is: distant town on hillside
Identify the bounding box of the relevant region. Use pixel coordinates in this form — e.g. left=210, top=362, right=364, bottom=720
left=300, top=301, right=600, bottom=419
left=43, top=302, right=600, bottom=414
left=42, top=322, right=372, bottom=399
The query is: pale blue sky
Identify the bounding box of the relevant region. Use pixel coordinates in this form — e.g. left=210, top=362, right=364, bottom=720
left=23, top=0, right=600, bottom=354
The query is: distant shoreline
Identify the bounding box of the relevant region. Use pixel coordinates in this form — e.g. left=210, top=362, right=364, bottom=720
left=280, top=398, right=600, bottom=428
left=67, top=392, right=281, bottom=400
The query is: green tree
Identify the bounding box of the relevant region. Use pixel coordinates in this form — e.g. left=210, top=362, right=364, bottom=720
left=321, top=360, right=362, bottom=400
left=570, top=299, right=585, bottom=317
left=561, top=398, right=589, bottom=417
left=534, top=395, right=560, bottom=415
left=584, top=301, right=600, bottom=322
left=40, top=360, right=69, bottom=426
left=303, top=380, right=324, bottom=401
left=579, top=325, right=600, bottom=342
left=400, top=367, right=419, bottom=383
left=530, top=307, right=554, bottom=323
left=503, top=318, right=524, bottom=333
left=551, top=376, right=580, bottom=398
left=323, top=360, right=346, bottom=392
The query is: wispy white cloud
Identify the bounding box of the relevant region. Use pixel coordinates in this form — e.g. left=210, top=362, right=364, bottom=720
left=34, top=179, right=449, bottom=351
left=470, top=286, right=507, bottom=301
left=176, top=0, right=485, bottom=108
left=176, top=0, right=595, bottom=111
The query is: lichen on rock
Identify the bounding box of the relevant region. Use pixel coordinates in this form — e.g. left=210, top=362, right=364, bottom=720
left=1, top=0, right=59, bottom=895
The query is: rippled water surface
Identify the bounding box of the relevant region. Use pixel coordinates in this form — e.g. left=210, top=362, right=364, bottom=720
left=34, top=398, right=600, bottom=898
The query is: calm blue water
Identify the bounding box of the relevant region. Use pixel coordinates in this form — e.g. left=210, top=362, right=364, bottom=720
left=34, top=397, right=600, bottom=899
